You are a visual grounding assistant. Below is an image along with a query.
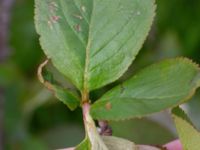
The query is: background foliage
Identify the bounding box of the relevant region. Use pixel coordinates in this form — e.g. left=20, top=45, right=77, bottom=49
left=1, top=0, right=200, bottom=149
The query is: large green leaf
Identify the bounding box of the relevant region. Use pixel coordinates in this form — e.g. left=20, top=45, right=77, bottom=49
left=35, top=0, right=155, bottom=91
left=172, top=107, right=200, bottom=150
left=90, top=58, right=200, bottom=120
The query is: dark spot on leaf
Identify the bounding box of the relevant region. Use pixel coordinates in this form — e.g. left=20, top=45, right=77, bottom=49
left=52, top=16, right=60, bottom=22
left=74, top=24, right=81, bottom=32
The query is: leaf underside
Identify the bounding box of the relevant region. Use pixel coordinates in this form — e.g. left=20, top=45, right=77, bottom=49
left=38, top=61, right=80, bottom=110
left=35, top=0, right=155, bottom=91
left=75, top=136, right=161, bottom=150
left=172, top=107, right=200, bottom=150
left=90, top=58, right=200, bottom=120
left=101, top=136, right=136, bottom=150
left=76, top=136, right=137, bottom=150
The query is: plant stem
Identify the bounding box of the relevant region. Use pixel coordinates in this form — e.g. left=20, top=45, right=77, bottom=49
left=82, top=102, right=108, bottom=149
left=81, top=91, right=89, bottom=103
left=82, top=102, right=94, bottom=135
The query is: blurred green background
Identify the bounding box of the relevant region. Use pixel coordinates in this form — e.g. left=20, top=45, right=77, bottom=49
left=1, top=0, right=200, bottom=149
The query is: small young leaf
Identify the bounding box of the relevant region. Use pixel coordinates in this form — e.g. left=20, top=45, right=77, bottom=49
left=35, top=0, right=155, bottom=91
left=53, top=85, right=80, bottom=111
left=38, top=60, right=80, bottom=111
left=172, top=107, right=200, bottom=150
left=90, top=58, right=200, bottom=120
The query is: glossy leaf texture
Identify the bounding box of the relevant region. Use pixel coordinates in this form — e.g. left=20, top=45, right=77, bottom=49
left=172, top=107, right=200, bottom=150
left=35, top=0, right=155, bottom=91
left=90, top=58, right=200, bottom=120
left=38, top=60, right=80, bottom=110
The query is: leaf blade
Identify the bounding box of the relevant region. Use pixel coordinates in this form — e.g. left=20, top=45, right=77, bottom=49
left=87, top=0, right=156, bottom=90
left=90, top=58, right=200, bottom=120
left=35, top=0, right=156, bottom=91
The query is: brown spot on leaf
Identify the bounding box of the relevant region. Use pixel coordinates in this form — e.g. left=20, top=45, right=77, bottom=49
left=105, top=102, right=112, bottom=110
left=74, top=24, right=81, bottom=32
left=47, top=16, right=61, bottom=29
left=51, top=15, right=60, bottom=22
left=73, top=14, right=83, bottom=20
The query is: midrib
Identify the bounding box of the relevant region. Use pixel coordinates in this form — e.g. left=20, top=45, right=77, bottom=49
left=83, top=0, right=94, bottom=97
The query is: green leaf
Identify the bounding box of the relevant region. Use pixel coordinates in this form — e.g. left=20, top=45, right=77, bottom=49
left=183, top=89, right=200, bottom=129
left=172, top=107, right=200, bottom=150
left=90, top=58, right=200, bottom=120
left=53, top=85, right=80, bottom=110
left=110, top=118, right=175, bottom=144
left=76, top=138, right=91, bottom=150
left=38, top=60, right=80, bottom=110
left=35, top=0, right=155, bottom=91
